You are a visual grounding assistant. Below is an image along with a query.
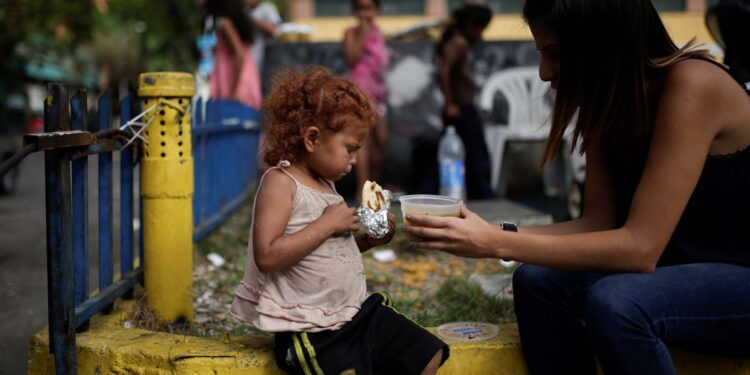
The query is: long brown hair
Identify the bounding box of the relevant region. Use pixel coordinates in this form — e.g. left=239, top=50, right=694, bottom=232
left=523, top=0, right=712, bottom=166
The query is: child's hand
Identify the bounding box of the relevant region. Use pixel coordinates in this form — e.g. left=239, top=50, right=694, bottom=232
left=366, top=211, right=395, bottom=247
left=321, top=202, right=360, bottom=235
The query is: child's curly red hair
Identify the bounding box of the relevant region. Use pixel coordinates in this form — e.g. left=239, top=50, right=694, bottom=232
left=262, top=66, right=379, bottom=166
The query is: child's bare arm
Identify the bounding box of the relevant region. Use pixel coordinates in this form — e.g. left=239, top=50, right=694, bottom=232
left=253, top=171, right=360, bottom=273
left=343, top=26, right=366, bottom=65
left=253, top=17, right=278, bottom=37
left=438, top=35, right=467, bottom=117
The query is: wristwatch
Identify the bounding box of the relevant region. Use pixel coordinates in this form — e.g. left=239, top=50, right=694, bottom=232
left=500, top=221, right=518, bottom=232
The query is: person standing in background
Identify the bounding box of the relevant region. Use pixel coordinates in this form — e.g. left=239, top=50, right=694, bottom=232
left=203, top=0, right=262, bottom=108
left=435, top=3, right=493, bottom=200
left=344, top=0, right=390, bottom=201
left=244, top=0, right=281, bottom=75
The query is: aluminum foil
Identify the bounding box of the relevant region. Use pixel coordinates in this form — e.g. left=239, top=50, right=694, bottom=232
left=357, top=190, right=392, bottom=239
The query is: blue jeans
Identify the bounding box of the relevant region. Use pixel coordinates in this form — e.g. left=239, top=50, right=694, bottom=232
left=512, top=263, right=750, bottom=375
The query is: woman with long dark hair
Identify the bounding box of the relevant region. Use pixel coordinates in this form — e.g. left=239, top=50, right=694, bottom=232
left=405, top=0, right=750, bottom=373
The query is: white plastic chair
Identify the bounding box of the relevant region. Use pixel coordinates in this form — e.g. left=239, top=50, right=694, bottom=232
left=479, top=67, right=554, bottom=196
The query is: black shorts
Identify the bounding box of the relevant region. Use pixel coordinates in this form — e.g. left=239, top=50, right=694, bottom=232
left=273, top=292, right=449, bottom=375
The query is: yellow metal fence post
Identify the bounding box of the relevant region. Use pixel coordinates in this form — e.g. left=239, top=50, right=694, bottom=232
left=138, top=72, right=194, bottom=322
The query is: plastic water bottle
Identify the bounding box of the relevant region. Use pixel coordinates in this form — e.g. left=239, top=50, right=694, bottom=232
left=438, top=126, right=466, bottom=200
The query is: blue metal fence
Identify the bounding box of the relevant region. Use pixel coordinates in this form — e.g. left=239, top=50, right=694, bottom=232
left=37, top=84, right=144, bottom=374
left=192, top=98, right=260, bottom=241
left=34, top=86, right=260, bottom=373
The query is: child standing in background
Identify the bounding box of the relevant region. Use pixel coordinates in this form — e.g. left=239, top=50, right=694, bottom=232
left=436, top=4, right=494, bottom=199
left=231, top=67, right=448, bottom=375
left=344, top=0, right=390, bottom=201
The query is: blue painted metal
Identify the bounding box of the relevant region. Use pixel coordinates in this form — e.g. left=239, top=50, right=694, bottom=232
left=70, top=90, right=89, bottom=311
left=192, top=99, right=260, bottom=241
left=44, top=83, right=76, bottom=374
left=41, top=84, right=150, bottom=373
left=39, top=88, right=260, bottom=372
left=120, top=95, right=134, bottom=300
left=96, top=92, right=114, bottom=299
left=75, top=269, right=143, bottom=327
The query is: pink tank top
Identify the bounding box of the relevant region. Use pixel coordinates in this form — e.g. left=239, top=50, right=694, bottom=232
left=230, top=161, right=368, bottom=332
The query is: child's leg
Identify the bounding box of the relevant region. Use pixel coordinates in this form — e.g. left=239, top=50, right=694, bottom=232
left=272, top=294, right=449, bottom=375
left=370, top=292, right=449, bottom=375
left=420, top=349, right=444, bottom=375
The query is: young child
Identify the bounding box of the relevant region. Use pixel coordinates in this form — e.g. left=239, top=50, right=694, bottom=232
left=435, top=3, right=494, bottom=199
left=343, top=0, right=390, bottom=200
left=231, top=67, right=448, bottom=375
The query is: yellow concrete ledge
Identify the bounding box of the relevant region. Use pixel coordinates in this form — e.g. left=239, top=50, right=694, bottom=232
left=29, top=300, right=750, bottom=374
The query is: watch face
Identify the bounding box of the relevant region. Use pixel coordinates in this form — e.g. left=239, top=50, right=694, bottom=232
left=502, top=222, right=517, bottom=232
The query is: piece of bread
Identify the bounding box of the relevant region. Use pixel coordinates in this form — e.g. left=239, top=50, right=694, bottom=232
left=362, top=180, right=386, bottom=211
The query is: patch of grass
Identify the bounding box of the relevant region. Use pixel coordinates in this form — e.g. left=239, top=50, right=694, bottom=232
left=125, top=295, right=195, bottom=335
left=394, top=278, right=516, bottom=327
left=194, top=197, right=254, bottom=259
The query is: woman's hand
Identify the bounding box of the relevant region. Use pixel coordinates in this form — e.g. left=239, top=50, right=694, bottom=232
left=403, top=206, right=503, bottom=258
left=321, top=202, right=360, bottom=236
left=366, top=211, right=396, bottom=247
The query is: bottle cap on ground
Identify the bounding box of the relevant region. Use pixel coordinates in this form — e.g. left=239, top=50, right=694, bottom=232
left=436, top=321, right=499, bottom=342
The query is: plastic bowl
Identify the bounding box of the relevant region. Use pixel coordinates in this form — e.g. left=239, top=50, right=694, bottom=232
left=399, top=194, right=462, bottom=225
